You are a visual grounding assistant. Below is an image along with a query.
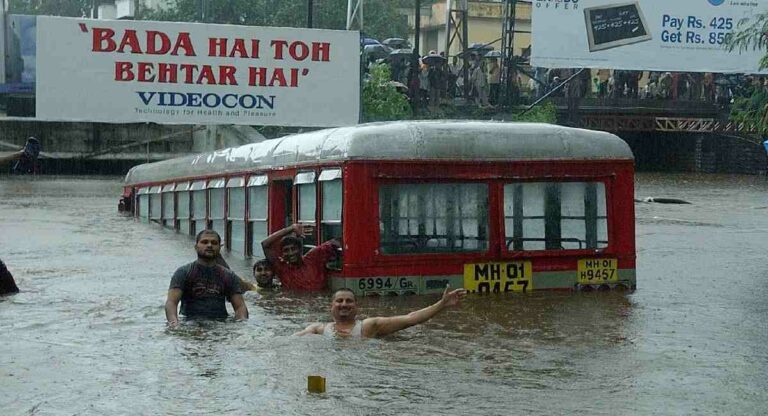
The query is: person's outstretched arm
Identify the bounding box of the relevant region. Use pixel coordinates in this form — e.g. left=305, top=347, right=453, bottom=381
left=295, top=323, right=324, bottom=336
left=0, top=150, right=22, bottom=165
left=363, top=286, right=467, bottom=338
left=165, top=289, right=182, bottom=327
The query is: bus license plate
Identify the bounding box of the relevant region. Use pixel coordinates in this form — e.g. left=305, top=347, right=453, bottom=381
left=463, top=261, right=533, bottom=294
left=577, top=258, right=618, bottom=284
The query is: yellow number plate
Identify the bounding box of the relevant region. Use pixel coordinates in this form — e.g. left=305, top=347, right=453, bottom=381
left=463, top=261, right=533, bottom=294
left=577, top=258, right=618, bottom=284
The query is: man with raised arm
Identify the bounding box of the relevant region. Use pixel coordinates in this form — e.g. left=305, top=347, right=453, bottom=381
left=296, top=286, right=467, bottom=338
left=261, top=223, right=340, bottom=291
left=165, top=230, right=248, bottom=327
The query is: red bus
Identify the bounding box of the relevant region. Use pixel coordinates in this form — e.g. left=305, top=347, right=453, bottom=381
left=122, top=121, right=636, bottom=295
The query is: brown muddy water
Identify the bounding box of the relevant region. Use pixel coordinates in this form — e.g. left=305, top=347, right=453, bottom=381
left=1, top=174, right=767, bottom=415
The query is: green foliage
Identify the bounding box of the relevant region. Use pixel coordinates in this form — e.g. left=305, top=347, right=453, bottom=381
left=362, top=64, right=411, bottom=122
left=726, top=13, right=768, bottom=134
left=137, top=0, right=409, bottom=42
left=509, top=101, right=558, bottom=123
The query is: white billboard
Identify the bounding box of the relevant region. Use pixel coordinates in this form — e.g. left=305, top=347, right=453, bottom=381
left=531, top=0, right=768, bottom=73
left=36, top=17, right=360, bottom=127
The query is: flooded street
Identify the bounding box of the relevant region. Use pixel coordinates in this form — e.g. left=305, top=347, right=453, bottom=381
left=1, top=173, right=767, bottom=415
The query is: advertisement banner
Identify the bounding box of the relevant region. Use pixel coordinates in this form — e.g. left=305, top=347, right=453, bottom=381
left=36, top=17, right=360, bottom=126
left=531, top=0, right=768, bottom=73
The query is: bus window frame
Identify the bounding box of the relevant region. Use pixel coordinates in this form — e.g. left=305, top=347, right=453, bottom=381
left=295, top=170, right=318, bottom=243
left=247, top=174, right=269, bottom=257
left=175, top=181, right=192, bottom=235
left=207, top=178, right=227, bottom=243
left=161, top=183, right=176, bottom=228
left=226, top=177, right=246, bottom=255
left=319, top=168, right=343, bottom=243
left=190, top=180, right=207, bottom=236
left=498, top=176, right=614, bottom=259
left=136, top=186, right=150, bottom=221
left=374, top=179, right=493, bottom=260
left=149, top=185, right=162, bottom=224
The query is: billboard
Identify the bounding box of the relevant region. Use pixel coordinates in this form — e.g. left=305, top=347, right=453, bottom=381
left=35, top=16, right=360, bottom=127
left=531, top=0, right=768, bottom=73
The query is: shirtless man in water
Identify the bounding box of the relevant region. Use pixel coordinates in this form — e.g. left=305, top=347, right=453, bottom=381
left=295, top=286, right=467, bottom=338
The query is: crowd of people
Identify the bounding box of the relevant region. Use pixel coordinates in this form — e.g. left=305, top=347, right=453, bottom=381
left=366, top=48, right=764, bottom=110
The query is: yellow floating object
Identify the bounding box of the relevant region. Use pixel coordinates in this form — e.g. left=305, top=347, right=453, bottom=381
left=307, top=375, right=326, bottom=393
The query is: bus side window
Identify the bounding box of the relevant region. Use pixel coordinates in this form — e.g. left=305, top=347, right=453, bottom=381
left=149, top=186, right=162, bottom=224
left=319, top=169, right=342, bottom=242
left=247, top=175, right=268, bottom=258
left=296, top=171, right=317, bottom=246
left=137, top=187, right=149, bottom=222
left=379, top=182, right=489, bottom=254
left=190, top=180, right=207, bottom=235
left=176, top=182, right=191, bottom=235
left=208, top=179, right=227, bottom=243
left=161, top=184, right=175, bottom=229
left=227, top=178, right=246, bottom=255
left=504, top=181, right=608, bottom=251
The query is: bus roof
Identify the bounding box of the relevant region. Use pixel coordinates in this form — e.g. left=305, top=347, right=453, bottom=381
left=124, top=121, right=633, bottom=186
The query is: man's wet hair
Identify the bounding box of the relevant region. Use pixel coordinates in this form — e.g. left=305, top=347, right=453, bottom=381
left=333, top=288, right=356, bottom=300
left=252, top=258, right=272, bottom=272
left=280, top=235, right=302, bottom=249
left=195, top=229, right=221, bottom=244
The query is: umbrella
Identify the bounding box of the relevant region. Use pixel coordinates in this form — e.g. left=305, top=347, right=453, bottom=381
left=360, top=37, right=381, bottom=46
left=422, top=54, right=447, bottom=66
left=363, top=44, right=390, bottom=60
left=469, top=42, right=494, bottom=52
left=389, top=48, right=413, bottom=56
left=382, top=38, right=409, bottom=49
left=388, top=48, right=413, bottom=62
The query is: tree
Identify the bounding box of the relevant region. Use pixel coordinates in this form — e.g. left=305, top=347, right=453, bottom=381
left=727, top=12, right=768, bottom=135
left=362, top=63, right=411, bottom=122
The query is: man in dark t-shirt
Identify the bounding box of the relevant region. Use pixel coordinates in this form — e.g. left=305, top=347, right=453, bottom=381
left=165, top=230, right=248, bottom=326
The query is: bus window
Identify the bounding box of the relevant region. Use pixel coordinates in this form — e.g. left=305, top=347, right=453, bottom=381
left=149, top=186, right=162, bottom=223
left=379, top=183, right=488, bottom=254
left=161, top=184, right=175, bottom=228
left=176, top=182, right=191, bottom=235
left=248, top=175, right=268, bottom=258
left=190, top=180, right=206, bottom=235
left=208, top=179, right=226, bottom=242
left=504, top=182, right=608, bottom=251
left=319, top=169, right=342, bottom=242
left=137, top=187, right=149, bottom=222
left=296, top=171, right=316, bottom=227
left=227, top=177, right=246, bottom=255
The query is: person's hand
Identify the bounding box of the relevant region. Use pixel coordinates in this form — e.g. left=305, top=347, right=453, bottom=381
left=167, top=320, right=179, bottom=330
left=291, top=223, right=313, bottom=237
left=441, top=284, right=467, bottom=308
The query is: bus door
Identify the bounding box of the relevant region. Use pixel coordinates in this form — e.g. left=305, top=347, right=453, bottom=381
left=268, top=179, right=293, bottom=233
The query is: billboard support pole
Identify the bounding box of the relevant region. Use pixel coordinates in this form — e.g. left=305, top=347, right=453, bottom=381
left=307, top=0, right=313, bottom=28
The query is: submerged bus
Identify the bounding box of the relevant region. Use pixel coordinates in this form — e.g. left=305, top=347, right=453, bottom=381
left=122, top=121, right=636, bottom=295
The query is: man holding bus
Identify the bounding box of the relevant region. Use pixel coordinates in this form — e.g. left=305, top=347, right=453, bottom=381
left=295, top=285, right=467, bottom=338
left=165, top=229, right=248, bottom=327
left=261, top=223, right=340, bottom=291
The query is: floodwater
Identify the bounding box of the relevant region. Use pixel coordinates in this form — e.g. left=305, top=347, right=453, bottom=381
left=1, top=174, right=767, bottom=415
